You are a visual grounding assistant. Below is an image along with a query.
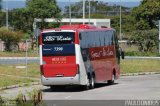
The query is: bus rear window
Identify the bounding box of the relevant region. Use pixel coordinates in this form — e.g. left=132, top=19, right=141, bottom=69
left=42, top=32, right=75, bottom=44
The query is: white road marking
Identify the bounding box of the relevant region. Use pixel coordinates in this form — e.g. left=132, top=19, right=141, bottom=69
left=65, top=96, right=71, bottom=99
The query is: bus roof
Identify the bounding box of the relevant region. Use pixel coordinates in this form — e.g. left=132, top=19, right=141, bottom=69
left=42, top=24, right=114, bottom=32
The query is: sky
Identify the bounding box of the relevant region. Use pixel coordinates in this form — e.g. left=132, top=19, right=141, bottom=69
left=1, top=0, right=142, bottom=10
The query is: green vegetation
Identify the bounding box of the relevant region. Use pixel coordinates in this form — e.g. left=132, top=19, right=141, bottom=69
left=63, top=0, right=160, bottom=54
left=0, top=0, right=159, bottom=53
left=132, top=0, right=160, bottom=30
left=0, top=0, right=62, bottom=52
left=0, top=64, right=40, bottom=78
left=121, top=59, right=160, bottom=74
left=0, top=51, right=38, bottom=57
left=0, top=60, right=160, bottom=83
left=0, top=89, right=44, bottom=106
left=9, top=0, right=62, bottom=32
left=0, top=27, right=24, bottom=51
left=0, top=63, right=40, bottom=88
left=129, top=20, right=159, bottom=53
left=0, top=75, right=34, bottom=87
left=125, top=51, right=160, bottom=56
left=0, top=59, right=160, bottom=88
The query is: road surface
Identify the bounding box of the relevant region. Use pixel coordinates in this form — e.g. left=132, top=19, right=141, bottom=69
left=0, top=74, right=160, bottom=106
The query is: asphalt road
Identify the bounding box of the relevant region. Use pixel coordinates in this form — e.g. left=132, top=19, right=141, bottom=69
left=0, top=57, right=39, bottom=64
left=1, top=74, right=160, bottom=106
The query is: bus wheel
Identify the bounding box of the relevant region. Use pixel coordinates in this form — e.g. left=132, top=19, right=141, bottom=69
left=108, top=74, right=115, bottom=85
left=89, top=76, right=95, bottom=89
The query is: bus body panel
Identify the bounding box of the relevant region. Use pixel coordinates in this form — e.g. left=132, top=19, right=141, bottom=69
left=41, top=74, right=80, bottom=86
left=75, top=44, right=88, bottom=85
left=89, top=46, right=115, bottom=82
left=40, top=44, right=88, bottom=86
left=42, top=44, right=77, bottom=77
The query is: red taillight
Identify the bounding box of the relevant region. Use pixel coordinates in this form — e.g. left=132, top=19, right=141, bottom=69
left=76, top=64, right=80, bottom=74
left=40, top=65, right=44, bottom=75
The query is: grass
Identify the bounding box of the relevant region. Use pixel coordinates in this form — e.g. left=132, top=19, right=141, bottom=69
left=0, top=63, right=40, bottom=88
left=0, top=59, right=160, bottom=87
left=121, top=59, right=160, bottom=74
left=0, top=51, right=39, bottom=57
left=0, top=60, right=160, bottom=76
left=0, top=63, right=40, bottom=78
left=0, top=75, right=35, bottom=88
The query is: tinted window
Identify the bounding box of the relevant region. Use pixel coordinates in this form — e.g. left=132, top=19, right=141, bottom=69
left=105, top=31, right=113, bottom=46
left=42, top=32, right=75, bottom=44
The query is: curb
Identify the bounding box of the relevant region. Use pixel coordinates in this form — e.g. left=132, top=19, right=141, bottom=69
left=121, top=72, right=160, bottom=76
left=0, top=82, right=41, bottom=91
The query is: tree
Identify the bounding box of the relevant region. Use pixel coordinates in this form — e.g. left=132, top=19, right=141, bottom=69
left=26, top=0, right=62, bottom=29
left=0, top=12, right=5, bottom=27
left=63, top=1, right=134, bottom=37
left=64, top=1, right=112, bottom=18
left=130, top=29, right=158, bottom=52
left=10, top=0, right=62, bottom=32
left=132, top=0, right=160, bottom=29
left=10, top=8, right=32, bottom=32
left=0, top=27, right=24, bottom=51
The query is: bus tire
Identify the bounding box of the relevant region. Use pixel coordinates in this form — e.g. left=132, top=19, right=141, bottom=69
left=108, top=74, right=115, bottom=85
left=89, top=76, right=95, bottom=89
left=83, top=74, right=95, bottom=90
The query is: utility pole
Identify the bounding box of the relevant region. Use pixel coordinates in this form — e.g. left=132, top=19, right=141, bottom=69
left=69, top=0, right=71, bottom=25
left=119, top=0, right=122, bottom=40
left=6, top=0, right=8, bottom=29
left=83, top=0, right=85, bottom=24
left=25, top=39, right=28, bottom=77
left=89, top=0, right=91, bottom=24
left=158, top=20, right=160, bottom=54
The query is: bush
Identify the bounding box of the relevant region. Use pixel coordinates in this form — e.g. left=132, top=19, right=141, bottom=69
left=0, top=27, right=23, bottom=51
left=130, top=29, right=158, bottom=53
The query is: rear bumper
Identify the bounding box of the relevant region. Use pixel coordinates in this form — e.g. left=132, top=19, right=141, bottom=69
left=41, top=74, right=80, bottom=86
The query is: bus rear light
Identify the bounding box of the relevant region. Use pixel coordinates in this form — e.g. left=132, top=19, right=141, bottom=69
left=40, top=65, right=44, bottom=75
left=76, top=64, right=80, bottom=74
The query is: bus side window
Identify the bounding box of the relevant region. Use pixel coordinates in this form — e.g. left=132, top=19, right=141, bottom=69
left=111, top=31, right=114, bottom=45
left=84, top=32, right=87, bottom=48
left=114, top=31, right=118, bottom=46
left=90, top=32, right=94, bottom=47
left=86, top=33, right=91, bottom=48
left=94, top=32, right=97, bottom=47
left=105, top=31, right=112, bottom=46
left=105, top=31, right=108, bottom=46
left=102, top=31, right=105, bottom=46
left=98, top=32, right=101, bottom=47
left=92, top=32, right=96, bottom=47
left=79, top=33, right=82, bottom=40
left=80, top=32, right=86, bottom=48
